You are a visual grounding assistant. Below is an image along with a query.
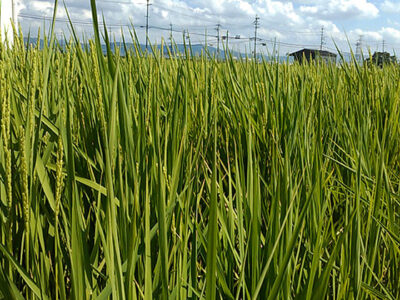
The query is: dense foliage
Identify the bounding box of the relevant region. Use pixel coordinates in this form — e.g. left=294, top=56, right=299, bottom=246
left=0, top=14, right=400, bottom=299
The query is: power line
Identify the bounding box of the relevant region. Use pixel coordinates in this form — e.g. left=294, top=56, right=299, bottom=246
left=17, top=15, right=315, bottom=49
left=257, top=37, right=321, bottom=49
left=18, top=12, right=400, bottom=55
left=98, top=1, right=323, bottom=36
left=13, top=15, right=349, bottom=50
left=149, top=25, right=215, bottom=38
left=18, top=13, right=133, bottom=27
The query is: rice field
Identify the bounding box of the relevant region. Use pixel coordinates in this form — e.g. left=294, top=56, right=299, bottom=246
left=1, top=3, right=400, bottom=299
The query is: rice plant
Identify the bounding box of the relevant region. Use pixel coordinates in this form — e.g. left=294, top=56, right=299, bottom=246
left=0, top=1, right=399, bottom=299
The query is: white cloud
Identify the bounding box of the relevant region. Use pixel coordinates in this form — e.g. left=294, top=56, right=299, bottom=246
left=350, top=27, right=400, bottom=41
left=300, top=6, right=318, bottom=14
left=381, top=1, right=400, bottom=13
left=344, top=27, right=400, bottom=52
left=300, top=0, right=379, bottom=19
left=381, top=27, right=400, bottom=40
left=14, top=0, right=400, bottom=54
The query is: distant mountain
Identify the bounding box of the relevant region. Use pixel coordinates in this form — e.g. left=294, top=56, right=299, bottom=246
left=26, top=38, right=372, bottom=64
left=23, top=37, right=291, bottom=62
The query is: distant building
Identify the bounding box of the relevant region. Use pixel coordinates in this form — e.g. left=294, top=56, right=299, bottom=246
left=0, top=0, right=17, bottom=44
left=365, top=52, right=396, bottom=67
left=289, top=48, right=337, bottom=64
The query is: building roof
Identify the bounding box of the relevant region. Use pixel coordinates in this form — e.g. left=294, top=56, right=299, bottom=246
left=289, top=48, right=337, bottom=57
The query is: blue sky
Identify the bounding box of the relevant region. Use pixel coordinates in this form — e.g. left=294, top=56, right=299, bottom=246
left=14, top=0, right=400, bottom=54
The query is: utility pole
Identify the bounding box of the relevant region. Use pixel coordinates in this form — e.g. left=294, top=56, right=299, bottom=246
left=169, top=23, right=173, bottom=48
left=382, top=39, right=385, bottom=52
left=205, top=28, right=207, bottom=51
left=216, top=23, right=221, bottom=58
left=145, top=0, right=151, bottom=50
left=253, top=15, right=260, bottom=60
left=12, top=0, right=16, bottom=23
left=320, top=26, right=325, bottom=51
left=356, top=35, right=363, bottom=63
left=226, top=30, right=229, bottom=51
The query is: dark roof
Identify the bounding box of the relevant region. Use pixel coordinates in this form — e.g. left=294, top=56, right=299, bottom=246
left=289, top=48, right=337, bottom=57
left=371, top=51, right=391, bottom=56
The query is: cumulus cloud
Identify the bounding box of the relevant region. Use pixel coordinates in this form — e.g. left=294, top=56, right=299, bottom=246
left=300, top=0, right=379, bottom=19
left=14, top=0, right=400, bottom=54
left=381, top=1, right=400, bottom=13
left=343, top=27, right=400, bottom=52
